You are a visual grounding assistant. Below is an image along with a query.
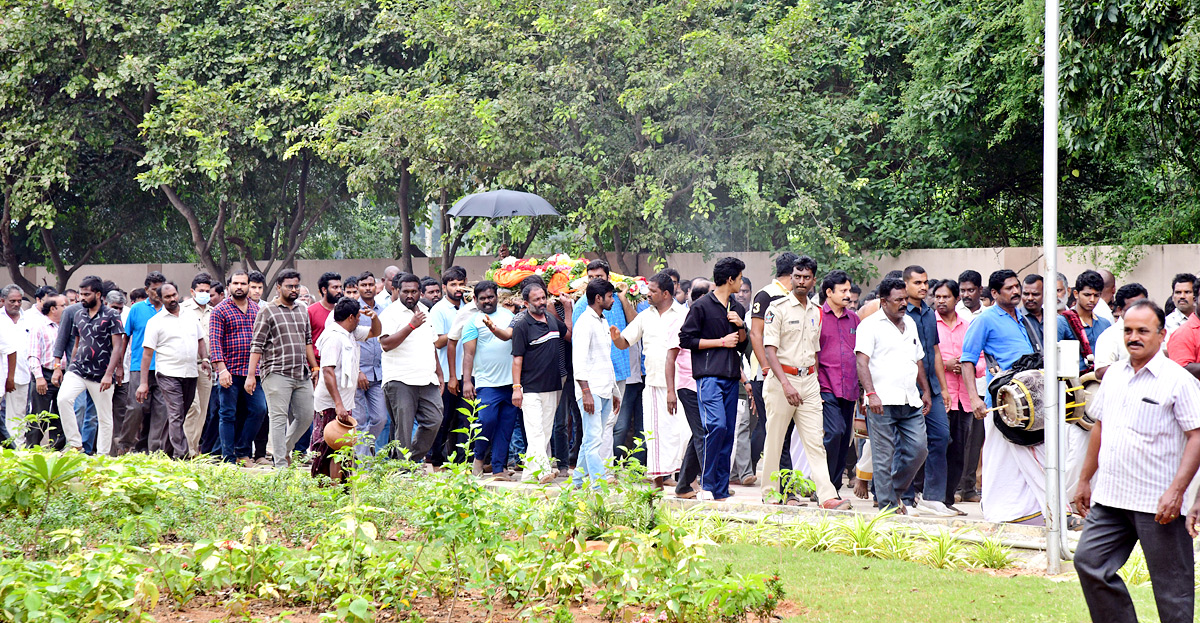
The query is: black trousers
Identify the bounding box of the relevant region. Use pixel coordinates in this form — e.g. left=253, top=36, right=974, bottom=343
left=429, top=385, right=466, bottom=465
left=675, top=388, right=704, bottom=495
left=749, top=379, right=768, bottom=470
left=943, top=408, right=972, bottom=504
left=552, top=376, right=582, bottom=469
left=1075, top=503, right=1194, bottom=623
left=958, top=413, right=985, bottom=496
left=26, top=370, right=65, bottom=450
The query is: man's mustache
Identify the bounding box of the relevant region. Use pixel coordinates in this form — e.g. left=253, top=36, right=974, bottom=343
left=1126, top=341, right=1144, bottom=349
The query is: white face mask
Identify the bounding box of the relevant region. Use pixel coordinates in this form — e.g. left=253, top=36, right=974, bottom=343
left=194, top=292, right=211, bottom=306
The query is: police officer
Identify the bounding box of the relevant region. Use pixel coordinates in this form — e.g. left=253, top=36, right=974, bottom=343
left=762, top=257, right=851, bottom=510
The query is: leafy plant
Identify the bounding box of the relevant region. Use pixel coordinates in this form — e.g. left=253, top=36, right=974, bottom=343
left=919, top=529, right=969, bottom=570
left=969, top=537, right=1016, bottom=570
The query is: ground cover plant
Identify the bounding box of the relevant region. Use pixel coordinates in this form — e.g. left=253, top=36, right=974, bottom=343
left=0, top=408, right=1176, bottom=623
left=0, top=429, right=783, bottom=622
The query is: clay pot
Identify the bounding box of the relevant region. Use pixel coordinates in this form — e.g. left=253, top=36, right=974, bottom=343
left=323, top=413, right=358, bottom=450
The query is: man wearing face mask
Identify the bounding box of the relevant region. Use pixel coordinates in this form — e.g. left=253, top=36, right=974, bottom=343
left=137, top=282, right=209, bottom=459
left=181, top=273, right=215, bottom=457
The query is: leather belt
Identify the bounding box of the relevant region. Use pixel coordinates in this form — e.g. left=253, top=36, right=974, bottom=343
left=781, top=364, right=816, bottom=377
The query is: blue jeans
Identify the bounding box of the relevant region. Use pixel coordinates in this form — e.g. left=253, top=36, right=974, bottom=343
left=376, top=414, right=392, bottom=455
left=77, top=392, right=98, bottom=455
left=508, top=415, right=527, bottom=467
left=474, top=386, right=520, bottom=473
left=354, top=380, right=387, bottom=456
left=867, top=404, right=928, bottom=510
left=821, top=393, right=857, bottom=489
left=573, top=395, right=613, bottom=486
left=902, top=394, right=948, bottom=506
left=698, top=376, right=739, bottom=500
left=217, top=376, right=267, bottom=462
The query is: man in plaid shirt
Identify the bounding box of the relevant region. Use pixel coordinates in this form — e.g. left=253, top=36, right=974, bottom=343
left=245, top=269, right=319, bottom=468
left=210, top=270, right=267, bottom=465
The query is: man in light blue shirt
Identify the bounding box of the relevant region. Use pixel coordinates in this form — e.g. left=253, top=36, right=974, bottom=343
left=116, top=272, right=168, bottom=454
left=572, top=260, right=635, bottom=388
left=429, top=266, right=469, bottom=466
left=353, top=271, right=387, bottom=455
left=462, top=281, right=518, bottom=479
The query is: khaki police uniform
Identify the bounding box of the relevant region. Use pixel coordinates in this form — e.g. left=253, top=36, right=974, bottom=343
left=762, top=291, right=837, bottom=503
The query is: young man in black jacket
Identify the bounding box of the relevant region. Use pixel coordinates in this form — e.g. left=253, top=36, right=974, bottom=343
left=678, top=257, right=749, bottom=501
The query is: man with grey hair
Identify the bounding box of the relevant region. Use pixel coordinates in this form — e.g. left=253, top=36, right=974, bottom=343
left=378, top=265, right=401, bottom=308
left=1055, top=272, right=1071, bottom=312
left=0, top=284, right=26, bottom=445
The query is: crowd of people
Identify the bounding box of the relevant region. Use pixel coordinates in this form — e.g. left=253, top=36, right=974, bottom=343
left=1, top=258, right=1198, bottom=520
left=1, top=254, right=1198, bottom=623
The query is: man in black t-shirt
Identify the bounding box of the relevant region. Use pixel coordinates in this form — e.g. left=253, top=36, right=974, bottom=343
left=731, top=253, right=799, bottom=490
left=512, top=282, right=572, bottom=483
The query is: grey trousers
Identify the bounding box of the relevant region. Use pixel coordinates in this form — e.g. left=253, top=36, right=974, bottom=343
left=383, top=381, right=442, bottom=461
left=119, top=371, right=166, bottom=454
left=261, top=373, right=314, bottom=468
left=1075, top=503, right=1194, bottom=623
left=153, top=374, right=197, bottom=459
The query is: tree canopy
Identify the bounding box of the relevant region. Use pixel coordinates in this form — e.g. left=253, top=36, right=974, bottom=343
left=2, top=0, right=1196, bottom=285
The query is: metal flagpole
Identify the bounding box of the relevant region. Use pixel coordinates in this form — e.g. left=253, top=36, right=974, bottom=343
left=1043, top=0, right=1064, bottom=575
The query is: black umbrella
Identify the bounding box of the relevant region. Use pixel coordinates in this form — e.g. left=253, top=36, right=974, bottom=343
left=447, top=190, right=560, bottom=218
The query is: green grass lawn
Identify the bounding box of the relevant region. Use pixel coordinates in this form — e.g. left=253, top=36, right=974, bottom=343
left=712, top=543, right=1163, bottom=623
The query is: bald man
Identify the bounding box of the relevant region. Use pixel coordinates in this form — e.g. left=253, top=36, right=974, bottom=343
left=379, top=266, right=401, bottom=308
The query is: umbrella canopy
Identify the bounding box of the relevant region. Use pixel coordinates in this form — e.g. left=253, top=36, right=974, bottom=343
left=447, top=190, right=560, bottom=218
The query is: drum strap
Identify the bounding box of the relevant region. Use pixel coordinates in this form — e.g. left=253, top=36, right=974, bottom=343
left=1059, top=310, right=1093, bottom=356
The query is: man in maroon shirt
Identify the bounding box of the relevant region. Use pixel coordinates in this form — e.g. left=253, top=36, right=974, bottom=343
left=818, top=269, right=861, bottom=490
left=308, top=272, right=342, bottom=358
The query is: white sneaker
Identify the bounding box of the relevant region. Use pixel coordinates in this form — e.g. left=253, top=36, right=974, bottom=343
left=915, top=499, right=957, bottom=517
left=696, top=490, right=715, bottom=501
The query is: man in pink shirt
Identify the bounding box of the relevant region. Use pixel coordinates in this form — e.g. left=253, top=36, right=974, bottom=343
left=667, top=279, right=708, bottom=499
left=934, top=279, right=976, bottom=515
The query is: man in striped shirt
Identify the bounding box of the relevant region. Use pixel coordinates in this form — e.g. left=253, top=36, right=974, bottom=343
left=1073, top=300, right=1200, bottom=623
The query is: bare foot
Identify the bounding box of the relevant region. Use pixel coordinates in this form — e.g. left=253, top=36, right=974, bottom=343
left=854, top=478, right=869, bottom=499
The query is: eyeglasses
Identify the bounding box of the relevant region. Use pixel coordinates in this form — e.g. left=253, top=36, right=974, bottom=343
left=279, top=284, right=300, bottom=291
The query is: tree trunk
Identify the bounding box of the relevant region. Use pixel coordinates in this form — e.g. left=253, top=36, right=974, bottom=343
left=397, top=162, right=413, bottom=272
left=438, top=189, right=451, bottom=274
left=0, top=188, right=37, bottom=294
left=41, top=228, right=124, bottom=292
left=159, top=184, right=224, bottom=279
left=512, top=218, right=542, bottom=258
left=440, top=189, right=477, bottom=270
left=611, top=230, right=632, bottom=274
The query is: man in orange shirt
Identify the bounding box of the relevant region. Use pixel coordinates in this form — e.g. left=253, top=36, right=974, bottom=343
left=1167, top=309, right=1200, bottom=380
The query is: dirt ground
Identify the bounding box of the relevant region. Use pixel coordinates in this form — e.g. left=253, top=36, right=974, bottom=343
left=152, top=594, right=801, bottom=622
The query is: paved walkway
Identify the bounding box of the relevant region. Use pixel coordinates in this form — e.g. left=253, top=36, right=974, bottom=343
left=479, top=470, right=1064, bottom=548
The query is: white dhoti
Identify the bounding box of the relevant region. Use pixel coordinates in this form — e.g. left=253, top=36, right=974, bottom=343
left=789, top=429, right=814, bottom=480
left=980, top=416, right=1047, bottom=523
left=855, top=440, right=873, bottom=481
left=1063, top=424, right=1092, bottom=502
left=643, top=385, right=687, bottom=477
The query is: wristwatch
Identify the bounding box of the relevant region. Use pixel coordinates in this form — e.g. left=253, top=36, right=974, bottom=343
left=512, top=384, right=523, bottom=390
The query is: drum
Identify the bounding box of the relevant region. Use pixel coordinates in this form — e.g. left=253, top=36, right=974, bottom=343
left=995, top=369, right=1045, bottom=432
left=1067, top=372, right=1100, bottom=431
